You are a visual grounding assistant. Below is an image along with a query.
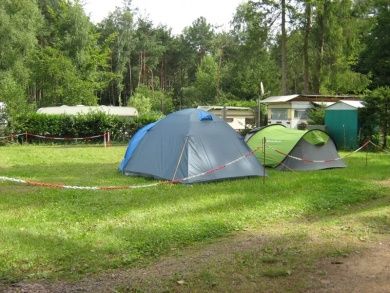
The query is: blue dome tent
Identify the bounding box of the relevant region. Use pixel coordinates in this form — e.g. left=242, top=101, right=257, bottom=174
left=119, top=109, right=265, bottom=183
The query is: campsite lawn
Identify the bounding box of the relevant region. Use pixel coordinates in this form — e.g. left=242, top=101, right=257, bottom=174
left=0, top=144, right=389, bottom=284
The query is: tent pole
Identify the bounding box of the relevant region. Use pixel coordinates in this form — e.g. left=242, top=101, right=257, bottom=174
left=172, top=136, right=189, bottom=181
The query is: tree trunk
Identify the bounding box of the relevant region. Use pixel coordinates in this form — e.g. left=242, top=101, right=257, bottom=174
left=313, top=0, right=328, bottom=94
left=138, top=51, right=142, bottom=86
left=128, top=59, right=132, bottom=100
left=281, top=0, right=288, bottom=94
left=216, top=48, right=223, bottom=100
left=143, top=50, right=147, bottom=85
left=303, top=1, right=311, bottom=94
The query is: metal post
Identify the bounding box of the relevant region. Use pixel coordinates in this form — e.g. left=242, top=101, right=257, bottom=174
left=263, top=137, right=266, bottom=184
left=257, top=98, right=261, bottom=128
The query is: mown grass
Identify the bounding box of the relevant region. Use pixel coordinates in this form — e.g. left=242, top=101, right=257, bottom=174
left=0, top=144, right=389, bottom=283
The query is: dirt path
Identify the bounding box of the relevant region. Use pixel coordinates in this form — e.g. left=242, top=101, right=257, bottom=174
left=2, top=232, right=268, bottom=293
left=310, top=240, right=390, bottom=293
left=2, top=230, right=390, bottom=293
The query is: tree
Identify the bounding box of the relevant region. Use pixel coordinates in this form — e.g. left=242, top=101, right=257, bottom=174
left=229, top=2, right=280, bottom=99
left=128, top=85, right=173, bottom=114
left=0, top=0, right=41, bottom=117
left=98, top=3, right=136, bottom=106
left=32, top=0, right=105, bottom=106
left=193, top=55, right=218, bottom=104
left=361, top=87, right=390, bottom=148
left=357, top=0, right=390, bottom=88
left=311, top=0, right=370, bottom=94
left=303, top=0, right=311, bottom=93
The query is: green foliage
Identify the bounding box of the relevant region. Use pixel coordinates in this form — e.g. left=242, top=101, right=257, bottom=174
left=0, top=0, right=385, bottom=119
left=128, top=93, right=152, bottom=115
left=10, top=112, right=160, bottom=143
left=0, top=74, right=33, bottom=119
left=361, top=87, right=390, bottom=147
left=128, top=86, right=174, bottom=115
left=0, top=0, right=42, bottom=117
left=31, top=47, right=98, bottom=106
left=31, top=0, right=105, bottom=107
left=307, top=106, right=325, bottom=125
left=193, top=55, right=218, bottom=104
left=357, top=1, right=390, bottom=88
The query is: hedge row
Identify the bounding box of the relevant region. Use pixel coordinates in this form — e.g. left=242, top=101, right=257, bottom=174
left=7, top=112, right=161, bottom=143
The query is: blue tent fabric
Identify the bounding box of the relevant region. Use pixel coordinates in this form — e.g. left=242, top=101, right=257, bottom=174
left=119, top=108, right=265, bottom=183
left=118, top=121, right=158, bottom=172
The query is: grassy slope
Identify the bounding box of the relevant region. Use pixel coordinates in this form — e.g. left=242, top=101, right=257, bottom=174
left=0, top=145, right=389, bottom=282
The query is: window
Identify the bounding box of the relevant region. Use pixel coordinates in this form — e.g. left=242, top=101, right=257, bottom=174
left=270, top=109, right=288, bottom=120
left=294, top=109, right=308, bottom=120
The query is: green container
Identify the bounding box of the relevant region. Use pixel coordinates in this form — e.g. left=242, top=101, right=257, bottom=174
left=325, top=110, right=358, bottom=150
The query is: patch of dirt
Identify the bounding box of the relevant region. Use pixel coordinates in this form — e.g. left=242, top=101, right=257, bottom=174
left=310, top=240, right=390, bottom=293
left=1, top=232, right=390, bottom=292
left=377, top=179, right=390, bottom=188
left=0, top=231, right=268, bottom=293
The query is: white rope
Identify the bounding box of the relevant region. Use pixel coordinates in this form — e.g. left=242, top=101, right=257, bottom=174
left=0, top=176, right=160, bottom=190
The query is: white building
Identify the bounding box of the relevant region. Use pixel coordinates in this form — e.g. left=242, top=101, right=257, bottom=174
left=197, top=106, right=255, bottom=130
left=260, top=94, right=358, bottom=128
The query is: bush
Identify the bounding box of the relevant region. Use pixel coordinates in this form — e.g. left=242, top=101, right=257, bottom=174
left=128, top=86, right=174, bottom=115
left=307, top=106, right=325, bottom=125
left=7, top=112, right=161, bottom=144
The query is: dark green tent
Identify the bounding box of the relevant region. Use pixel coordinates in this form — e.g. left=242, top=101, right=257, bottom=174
left=245, top=124, right=346, bottom=171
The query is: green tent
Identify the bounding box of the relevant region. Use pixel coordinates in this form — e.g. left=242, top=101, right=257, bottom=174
left=245, top=124, right=346, bottom=171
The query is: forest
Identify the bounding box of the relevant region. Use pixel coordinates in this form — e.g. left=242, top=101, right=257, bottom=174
left=0, top=0, right=389, bottom=118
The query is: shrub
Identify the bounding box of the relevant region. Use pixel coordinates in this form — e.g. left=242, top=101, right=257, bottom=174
left=307, top=106, right=325, bottom=125
left=7, top=112, right=161, bottom=144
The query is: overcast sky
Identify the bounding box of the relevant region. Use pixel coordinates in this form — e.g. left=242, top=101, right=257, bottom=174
left=83, top=0, right=245, bottom=35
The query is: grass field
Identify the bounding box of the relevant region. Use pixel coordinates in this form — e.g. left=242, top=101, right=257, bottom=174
left=0, top=144, right=389, bottom=287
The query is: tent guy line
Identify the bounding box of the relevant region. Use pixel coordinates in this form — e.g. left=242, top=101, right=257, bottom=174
left=265, top=140, right=371, bottom=163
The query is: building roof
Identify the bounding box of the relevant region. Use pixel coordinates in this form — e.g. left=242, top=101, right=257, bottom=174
left=260, top=95, right=300, bottom=103
left=261, top=94, right=359, bottom=104
left=37, top=105, right=138, bottom=117
left=339, top=100, right=365, bottom=108
left=326, top=100, right=365, bottom=110
left=197, top=105, right=253, bottom=111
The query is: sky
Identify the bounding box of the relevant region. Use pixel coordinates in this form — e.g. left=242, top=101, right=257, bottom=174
left=83, top=0, right=245, bottom=35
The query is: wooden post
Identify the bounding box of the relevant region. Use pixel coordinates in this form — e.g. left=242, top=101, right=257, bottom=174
left=107, top=131, right=111, bottom=147
left=25, top=132, right=28, bottom=144
left=103, top=132, right=107, bottom=148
